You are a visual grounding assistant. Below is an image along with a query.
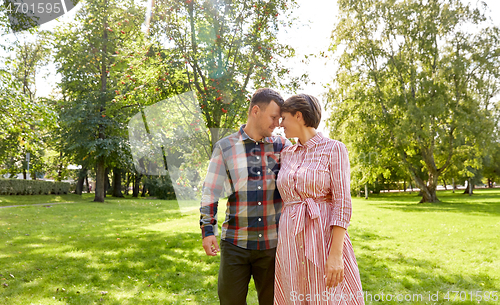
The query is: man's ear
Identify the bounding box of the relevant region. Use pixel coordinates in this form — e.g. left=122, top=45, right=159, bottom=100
left=250, top=105, right=260, bottom=117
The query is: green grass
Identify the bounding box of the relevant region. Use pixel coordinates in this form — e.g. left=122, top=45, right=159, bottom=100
left=0, top=194, right=91, bottom=207
left=352, top=188, right=500, bottom=304
left=0, top=190, right=499, bottom=304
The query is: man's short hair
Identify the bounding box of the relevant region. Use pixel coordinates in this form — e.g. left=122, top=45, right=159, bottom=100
left=281, top=94, right=322, bottom=129
left=248, top=88, right=284, bottom=115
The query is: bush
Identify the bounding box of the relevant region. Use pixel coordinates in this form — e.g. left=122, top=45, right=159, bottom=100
left=0, top=178, right=71, bottom=195
left=145, top=175, right=177, bottom=200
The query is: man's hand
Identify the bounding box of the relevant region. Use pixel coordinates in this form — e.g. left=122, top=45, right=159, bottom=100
left=202, top=235, right=219, bottom=256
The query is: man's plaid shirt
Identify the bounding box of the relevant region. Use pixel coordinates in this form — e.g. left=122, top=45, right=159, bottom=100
left=200, top=125, right=291, bottom=250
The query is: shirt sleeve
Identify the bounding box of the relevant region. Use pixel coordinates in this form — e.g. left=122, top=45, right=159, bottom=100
left=199, top=143, right=228, bottom=238
left=329, top=141, right=352, bottom=229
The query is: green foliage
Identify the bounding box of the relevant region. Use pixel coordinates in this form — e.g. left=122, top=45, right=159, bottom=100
left=145, top=175, right=176, bottom=200
left=150, top=0, right=301, bottom=147
left=52, top=0, right=147, bottom=162
left=482, top=141, right=500, bottom=184
left=328, top=0, right=500, bottom=202
left=7, top=34, right=51, bottom=101
left=0, top=178, right=70, bottom=195
left=0, top=68, right=57, bottom=178
left=51, top=0, right=161, bottom=201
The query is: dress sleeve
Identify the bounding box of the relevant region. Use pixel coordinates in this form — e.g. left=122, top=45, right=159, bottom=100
left=329, top=141, right=352, bottom=229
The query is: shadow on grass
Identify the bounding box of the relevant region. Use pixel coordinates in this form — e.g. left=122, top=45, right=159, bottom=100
left=352, top=229, right=498, bottom=304
left=364, top=189, right=500, bottom=217
left=0, top=199, right=222, bottom=304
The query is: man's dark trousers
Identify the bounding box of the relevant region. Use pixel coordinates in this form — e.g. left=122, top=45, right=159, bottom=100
left=218, top=240, right=276, bottom=305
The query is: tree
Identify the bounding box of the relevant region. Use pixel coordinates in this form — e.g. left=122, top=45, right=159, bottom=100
left=8, top=34, right=52, bottom=179
left=131, top=0, right=305, bottom=198
left=150, top=0, right=302, bottom=155
left=482, top=142, right=500, bottom=188
left=0, top=63, right=55, bottom=180
left=52, top=0, right=152, bottom=202
left=328, top=0, right=500, bottom=203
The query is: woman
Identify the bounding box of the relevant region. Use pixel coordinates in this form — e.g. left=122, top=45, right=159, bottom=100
left=274, top=94, right=364, bottom=304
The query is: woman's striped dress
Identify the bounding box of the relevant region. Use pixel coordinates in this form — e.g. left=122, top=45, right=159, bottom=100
left=274, top=133, right=364, bottom=305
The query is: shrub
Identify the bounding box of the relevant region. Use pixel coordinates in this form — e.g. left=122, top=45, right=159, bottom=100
left=0, top=178, right=71, bottom=195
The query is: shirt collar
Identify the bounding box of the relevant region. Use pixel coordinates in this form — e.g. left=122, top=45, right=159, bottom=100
left=297, top=132, right=324, bottom=149
left=239, top=124, right=272, bottom=143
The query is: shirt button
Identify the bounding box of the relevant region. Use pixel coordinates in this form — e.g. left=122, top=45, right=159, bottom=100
left=258, top=186, right=261, bottom=190
left=258, top=218, right=262, bottom=221
left=258, top=202, right=262, bottom=205
left=257, top=171, right=261, bottom=175
left=256, top=156, right=260, bottom=160
left=259, top=234, right=262, bottom=237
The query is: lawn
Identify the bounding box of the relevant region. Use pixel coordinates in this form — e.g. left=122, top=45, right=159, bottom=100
left=0, top=194, right=91, bottom=207
left=0, top=190, right=499, bottom=304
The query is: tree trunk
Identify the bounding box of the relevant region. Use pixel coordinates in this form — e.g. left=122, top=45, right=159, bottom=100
left=401, top=144, right=444, bottom=203
left=417, top=159, right=441, bottom=203
left=411, top=174, right=439, bottom=203
left=94, top=157, right=106, bottom=202
left=141, top=182, right=148, bottom=197
left=75, top=168, right=86, bottom=195
left=112, top=167, right=124, bottom=197
left=419, top=181, right=439, bottom=203
left=94, top=1, right=109, bottom=203
left=124, top=172, right=130, bottom=196
left=23, top=168, right=27, bottom=180
left=463, top=178, right=474, bottom=195
left=452, top=178, right=455, bottom=193
left=85, top=175, right=90, bottom=193
left=133, top=174, right=141, bottom=198
left=442, top=178, right=447, bottom=191
left=105, top=167, right=112, bottom=195
left=132, top=174, right=136, bottom=196
left=364, top=183, right=368, bottom=199
left=57, top=151, right=63, bottom=182
left=420, top=188, right=439, bottom=202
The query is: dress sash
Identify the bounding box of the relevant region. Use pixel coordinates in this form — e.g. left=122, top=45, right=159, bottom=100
left=284, top=197, right=329, bottom=269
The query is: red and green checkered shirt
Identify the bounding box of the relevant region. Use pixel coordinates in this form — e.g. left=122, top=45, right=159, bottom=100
left=200, top=125, right=291, bottom=250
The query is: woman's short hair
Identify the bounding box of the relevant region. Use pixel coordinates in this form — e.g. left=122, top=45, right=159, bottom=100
left=281, top=94, right=321, bottom=128
left=248, top=88, right=284, bottom=115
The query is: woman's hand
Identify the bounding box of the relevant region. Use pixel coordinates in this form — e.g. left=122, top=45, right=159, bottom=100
left=325, top=252, right=344, bottom=288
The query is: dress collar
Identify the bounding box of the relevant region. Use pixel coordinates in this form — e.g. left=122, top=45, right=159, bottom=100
left=297, top=132, right=324, bottom=149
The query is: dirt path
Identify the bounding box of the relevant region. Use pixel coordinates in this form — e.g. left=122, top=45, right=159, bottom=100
left=0, top=202, right=78, bottom=209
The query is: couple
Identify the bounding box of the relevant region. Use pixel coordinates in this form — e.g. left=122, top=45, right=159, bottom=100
left=199, top=88, right=364, bottom=305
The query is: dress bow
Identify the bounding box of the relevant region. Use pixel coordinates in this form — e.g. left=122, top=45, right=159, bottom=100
left=289, top=197, right=326, bottom=268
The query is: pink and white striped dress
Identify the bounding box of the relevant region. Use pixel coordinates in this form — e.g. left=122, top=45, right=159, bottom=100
left=274, top=133, right=364, bottom=305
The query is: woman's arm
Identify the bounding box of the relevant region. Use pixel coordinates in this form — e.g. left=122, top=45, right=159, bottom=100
left=325, top=141, right=352, bottom=288
left=325, top=226, right=346, bottom=288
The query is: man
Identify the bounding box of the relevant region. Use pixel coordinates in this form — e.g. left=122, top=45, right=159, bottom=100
left=200, top=88, right=291, bottom=305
